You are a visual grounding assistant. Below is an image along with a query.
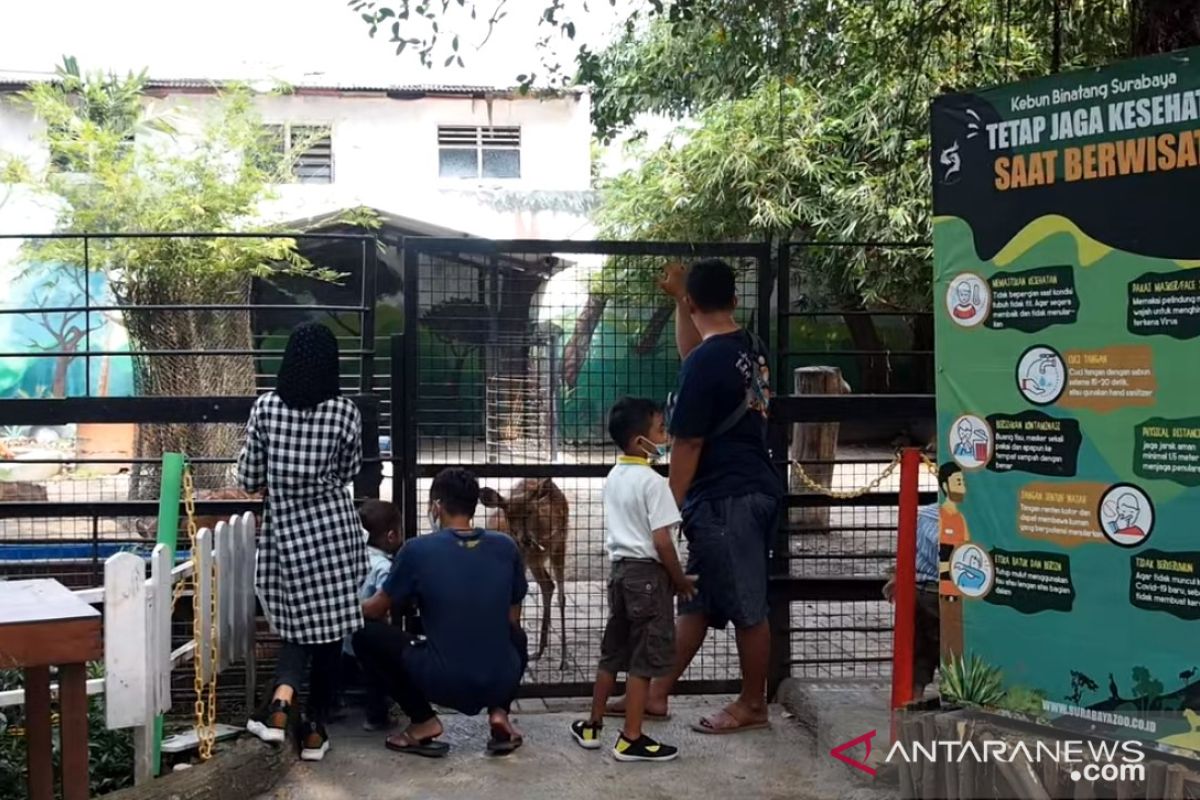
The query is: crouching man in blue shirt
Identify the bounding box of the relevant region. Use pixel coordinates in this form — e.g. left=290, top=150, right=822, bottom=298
left=355, top=467, right=530, bottom=757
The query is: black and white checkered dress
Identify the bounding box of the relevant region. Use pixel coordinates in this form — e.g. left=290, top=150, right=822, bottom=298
left=237, top=392, right=366, bottom=645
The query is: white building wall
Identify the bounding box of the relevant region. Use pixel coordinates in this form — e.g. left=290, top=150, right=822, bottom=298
left=0, top=88, right=594, bottom=240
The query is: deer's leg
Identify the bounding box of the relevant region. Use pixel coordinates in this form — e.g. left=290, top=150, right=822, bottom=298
left=552, top=544, right=568, bottom=670
left=528, top=559, right=554, bottom=662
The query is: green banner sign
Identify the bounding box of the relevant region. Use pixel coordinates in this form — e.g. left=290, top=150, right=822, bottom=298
left=932, top=47, right=1200, bottom=753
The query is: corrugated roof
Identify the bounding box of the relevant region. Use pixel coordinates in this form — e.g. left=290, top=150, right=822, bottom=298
left=0, top=74, right=581, bottom=98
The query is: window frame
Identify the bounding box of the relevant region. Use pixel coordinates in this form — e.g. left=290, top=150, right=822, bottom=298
left=264, top=122, right=335, bottom=185
left=437, top=125, right=521, bottom=181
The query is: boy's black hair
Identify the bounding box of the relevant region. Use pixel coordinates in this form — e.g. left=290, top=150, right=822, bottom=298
left=430, top=467, right=480, bottom=517
left=608, top=396, right=662, bottom=451
left=359, top=499, right=401, bottom=546
left=938, top=462, right=962, bottom=492
left=686, top=258, right=737, bottom=312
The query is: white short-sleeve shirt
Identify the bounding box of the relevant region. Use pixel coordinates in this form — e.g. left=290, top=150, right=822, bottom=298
left=603, top=456, right=682, bottom=562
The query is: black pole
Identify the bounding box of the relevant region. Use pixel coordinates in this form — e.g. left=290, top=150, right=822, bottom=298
left=359, top=238, right=378, bottom=395
left=1051, top=0, right=1063, bottom=73
left=83, top=234, right=91, bottom=397
left=401, top=241, right=420, bottom=543
left=390, top=332, right=406, bottom=535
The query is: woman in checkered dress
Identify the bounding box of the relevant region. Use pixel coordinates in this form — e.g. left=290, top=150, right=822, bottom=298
left=239, top=323, right=366, bottom=761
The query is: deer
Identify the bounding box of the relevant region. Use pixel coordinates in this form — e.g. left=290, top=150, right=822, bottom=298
left=135, top=487, right=262, bottom=539
left=479, top=479, right=570, bottom=670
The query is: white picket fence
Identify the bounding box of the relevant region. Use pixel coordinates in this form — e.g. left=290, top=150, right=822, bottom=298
left=0, top=512, right=258, bottom=783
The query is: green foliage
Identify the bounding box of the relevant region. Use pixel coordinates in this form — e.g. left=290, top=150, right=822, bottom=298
left=998, top=685, right=1049, bottom=719
left=590, top=2, right=1135, bottom=309
left=1, top=59, right=345, bottom=309
left=940, top=653, right=1006, bottom=707
left=0, top=665, right=134, bottom=799
left=596, top=78, right=931, bottom=307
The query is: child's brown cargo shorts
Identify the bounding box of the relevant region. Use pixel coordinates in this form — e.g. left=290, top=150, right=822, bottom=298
left=598, top=558, right=675, bottom=678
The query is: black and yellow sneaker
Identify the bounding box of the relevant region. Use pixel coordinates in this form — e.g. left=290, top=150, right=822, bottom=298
left=613, top=732, right=678, bottom=763
left=570, top=719, right=604, bottom=750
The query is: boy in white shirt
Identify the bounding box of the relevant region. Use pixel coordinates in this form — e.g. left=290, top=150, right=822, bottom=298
left=570, top=397, right=694, bottom=762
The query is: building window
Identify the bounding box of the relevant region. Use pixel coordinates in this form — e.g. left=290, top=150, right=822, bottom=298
left=263, top=124, right=334, bottom=184
left=437, top=126, right=521, bottom=180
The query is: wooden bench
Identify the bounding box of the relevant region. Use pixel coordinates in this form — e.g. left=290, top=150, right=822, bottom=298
left=0, top=579, right=103, bottom=800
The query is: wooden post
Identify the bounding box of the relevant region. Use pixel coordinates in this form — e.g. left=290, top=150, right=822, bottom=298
left=197, top=527, right=214, bottom=684
left=149, top=545, right=172, bottom=717
left=240, top=512, right=258, bottom=710
left=104, top=552, right=153, bottom=784
left=920, top=714, right=939, bottom=797
left=215, top=520, right=232, bottom=669
left=788, top=366, right=847, bottom=530
left=1166, top=765, right=1186, bottom=798
left=58, top=663, right=89, bottom=800
left=24, top=665, right=54, bottom=800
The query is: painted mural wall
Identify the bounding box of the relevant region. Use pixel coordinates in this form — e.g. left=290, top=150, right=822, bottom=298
left=0, top=260, right=133, bottom=400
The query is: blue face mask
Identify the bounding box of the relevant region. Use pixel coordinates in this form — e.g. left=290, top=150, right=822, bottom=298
left=637, top=437, right=670, bottom=463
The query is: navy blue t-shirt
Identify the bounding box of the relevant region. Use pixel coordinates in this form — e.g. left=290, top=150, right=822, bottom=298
left=669, top=329, right=782, bottom=508
left=382, top=528, right=528, bottom=714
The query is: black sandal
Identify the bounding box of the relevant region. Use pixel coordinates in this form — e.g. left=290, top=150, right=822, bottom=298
left=486, top=724, right=524, bottom=756
left=385, top=731, right=449, bottom=758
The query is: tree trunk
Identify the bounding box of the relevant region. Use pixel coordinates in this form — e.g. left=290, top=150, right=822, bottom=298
left=1132, top=0, right=1200, bottom=55
left=843, top=312, right=889, bottom=393
left=788, top=366, right=846, bottom=533
left=122, top=278, right=257, bottom=499
left=633, top=303, right=674, bottom=356
left=52, top=355, right=72, bottom=398
left=562, top=292, right=608, bottom=389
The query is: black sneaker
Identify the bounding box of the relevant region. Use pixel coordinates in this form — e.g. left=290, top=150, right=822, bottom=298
left=246, top=699, right=290, bottom=745
left=570, top=719, right=603, bottom=750
left=613, top=732, right=678, bottom=763
left=299, top=720, right=331, bottom=762
left=362, top=713, right=397, bottom=732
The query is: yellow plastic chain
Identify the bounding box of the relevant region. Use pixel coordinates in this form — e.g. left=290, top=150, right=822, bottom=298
left=789, top=447, right=938, bottom=498
left=176, top=463, right=219, bottom=761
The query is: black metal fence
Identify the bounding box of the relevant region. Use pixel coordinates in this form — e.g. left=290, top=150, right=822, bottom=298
left=0, top=232, right=380, bottom=584
left=0, top=230, right=936, bottom=700
left=0, top=231, right=382, bottom=714
left=769, top=239, right=935, bottom=686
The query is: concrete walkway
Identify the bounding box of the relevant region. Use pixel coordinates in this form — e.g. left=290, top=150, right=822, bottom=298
left=255, top=697, right=892, bottom=800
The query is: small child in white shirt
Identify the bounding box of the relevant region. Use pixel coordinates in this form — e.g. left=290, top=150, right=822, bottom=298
left=570, top=397, right=694, bottom=762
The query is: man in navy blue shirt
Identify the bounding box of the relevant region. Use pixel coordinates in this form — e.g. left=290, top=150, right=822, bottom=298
left=611, top=259, right=782, bottom=735
left=355, top=468, right=529, bottom=756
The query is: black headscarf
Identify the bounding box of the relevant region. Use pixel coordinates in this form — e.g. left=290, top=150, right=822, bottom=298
left=275, top=323, right=341, bottom=410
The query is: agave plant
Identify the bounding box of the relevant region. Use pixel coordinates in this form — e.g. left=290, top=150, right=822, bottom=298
left=940, top=653, right=1006, bottom=707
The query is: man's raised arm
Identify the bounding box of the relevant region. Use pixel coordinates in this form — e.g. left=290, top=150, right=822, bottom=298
left=660, top=262, right=702, bottom=360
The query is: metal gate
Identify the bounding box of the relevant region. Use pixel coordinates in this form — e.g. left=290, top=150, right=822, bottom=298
left=392, top=238, right=772, bottom=696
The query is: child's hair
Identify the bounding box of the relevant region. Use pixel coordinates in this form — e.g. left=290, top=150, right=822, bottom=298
left=607, top=396, right=662, bottom=451
left=359, top=500, right=401, bottom=546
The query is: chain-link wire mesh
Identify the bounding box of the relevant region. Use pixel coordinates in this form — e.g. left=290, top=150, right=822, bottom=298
left=402, top=240, right=769, bottom=692
left=775, top=240, right=933, bottom=680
